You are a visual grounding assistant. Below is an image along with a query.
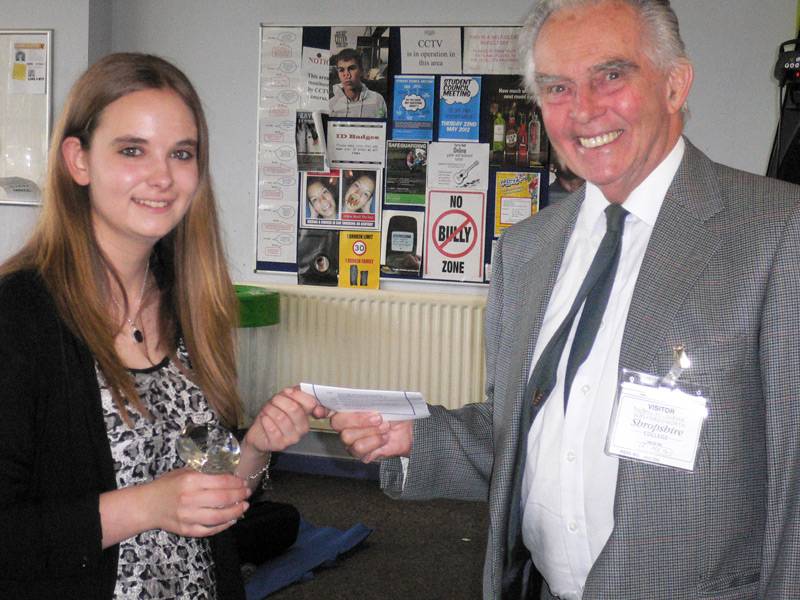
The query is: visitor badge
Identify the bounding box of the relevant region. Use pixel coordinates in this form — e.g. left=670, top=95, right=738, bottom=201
left=605, top=347, right=708, bottom=471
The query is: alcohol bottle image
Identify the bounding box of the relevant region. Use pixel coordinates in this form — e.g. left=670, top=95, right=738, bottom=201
left=517, top=111, right=529, bottom=167
left=529, top=111, right=542, bottom=164
left=504, top=112, right=518, bottom=164
left=492, top=109, right=506, bottom=161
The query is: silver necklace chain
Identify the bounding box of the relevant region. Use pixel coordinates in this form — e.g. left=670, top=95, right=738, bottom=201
left=110, top=261, right=150, bottom=344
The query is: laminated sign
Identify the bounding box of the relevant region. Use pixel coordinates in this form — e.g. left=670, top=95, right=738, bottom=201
left=424, top=189, right=485, bottom=282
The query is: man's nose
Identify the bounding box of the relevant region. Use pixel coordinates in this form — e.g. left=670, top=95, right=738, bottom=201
left=569, top=86, right=604, bottom=124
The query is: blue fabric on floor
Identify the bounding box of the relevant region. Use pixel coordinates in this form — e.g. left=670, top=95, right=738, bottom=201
left=245, top=518, right=373, bottom=599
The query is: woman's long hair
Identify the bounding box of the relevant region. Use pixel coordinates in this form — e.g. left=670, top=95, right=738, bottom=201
left=1, top=53, right=241, bottom=427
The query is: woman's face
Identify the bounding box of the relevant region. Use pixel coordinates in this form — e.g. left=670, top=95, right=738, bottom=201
left=65, top=88, right=199, bottom=255
left=344, top=175, right=374, bottom=212
left=307, top=181, right=337, bottom=218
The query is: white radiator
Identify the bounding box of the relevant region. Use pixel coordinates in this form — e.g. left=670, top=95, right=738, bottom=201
left=237, top=284, right=487, bottom=421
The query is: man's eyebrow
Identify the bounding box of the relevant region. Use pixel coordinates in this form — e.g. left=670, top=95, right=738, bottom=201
left=534, top=73, right=569, bottom=87
left=590, top=59, right=638, bottom=74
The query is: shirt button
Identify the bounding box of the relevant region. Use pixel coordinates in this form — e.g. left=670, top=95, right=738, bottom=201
left=566, top=450, right=576, bottom=462
left=568, top=521, right=578, bottom=533
left=581, top=384, right=591, bottom=395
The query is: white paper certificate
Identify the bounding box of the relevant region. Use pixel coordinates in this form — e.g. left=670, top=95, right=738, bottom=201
left=300, top=383, right=430, bottom=421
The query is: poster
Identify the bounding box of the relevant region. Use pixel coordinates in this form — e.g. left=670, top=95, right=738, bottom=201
left=339, top=231, right=381, bottom=288
left=257, top=27, right=304, bottom=267
left=482, top=75, right=547, bottom=168
left=392, top=75, right=435, bottom=141
left=381, top=210, right=424, bottom=276
left=297, top=229, right=339, bottom=286
left=463, top=27, right=521, bottom=75
left=385, top=141, right=427, bottom=205
left=329, top=27, right=389, bottom=119
left=399, top=27, right=462, bottom=74
left=8, top=38, right=47, bottom=95
left=301, top=46, right=331, bottom=111
left=300, top=169, right=381, bottom=230
left=424, top=189, right=486, bottom=282
left=427, top=142, right=490, bottom=191
left=295, top=111, right=327, bottom=171
left=327, top=120, right=387, bottom=170
left=493, top=171, right=540, bottom=236
left=438, top=75, right=481, bottom=142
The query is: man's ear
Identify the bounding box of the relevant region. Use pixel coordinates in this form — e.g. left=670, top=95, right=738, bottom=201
left=665, top=59, right=694, bottom=114
left=61, top=136, right=91, bottom=186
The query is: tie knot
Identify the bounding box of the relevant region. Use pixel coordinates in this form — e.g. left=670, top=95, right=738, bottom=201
left=605, top=203, right=628, bottom=234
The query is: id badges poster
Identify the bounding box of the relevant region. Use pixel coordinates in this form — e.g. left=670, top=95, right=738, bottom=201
left=255, top=25, right=551, bottom=286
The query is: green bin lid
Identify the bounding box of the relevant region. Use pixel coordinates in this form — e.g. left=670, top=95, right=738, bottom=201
left=235, top=285, right=280, bottom=328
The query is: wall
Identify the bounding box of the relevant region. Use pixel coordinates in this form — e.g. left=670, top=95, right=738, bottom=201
left=108, top=0, right=796, bottom=288
left=0, top=0, right=100, bottom=260
left=0, top=0, right=795, bottom=274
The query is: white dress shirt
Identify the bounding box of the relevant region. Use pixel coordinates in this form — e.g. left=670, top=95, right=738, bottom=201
left=520, top=138, right=685, bottom=599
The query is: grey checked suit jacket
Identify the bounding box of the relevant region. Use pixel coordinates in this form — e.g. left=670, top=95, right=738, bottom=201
left=381, top=140, right=800, bottom=599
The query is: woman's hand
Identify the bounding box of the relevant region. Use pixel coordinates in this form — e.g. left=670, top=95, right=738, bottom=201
left=100, top=468, right=250, bottom=547
left=244, top=386, right=324, bottom=454
left=147, top=468, right=251, bottom=537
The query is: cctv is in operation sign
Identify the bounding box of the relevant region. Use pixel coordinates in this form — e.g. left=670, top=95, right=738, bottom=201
left=424, top=189, right=485, bottom=282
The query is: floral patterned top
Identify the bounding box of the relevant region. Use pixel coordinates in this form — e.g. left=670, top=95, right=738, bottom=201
left=99, top=345, right=218, bottom=599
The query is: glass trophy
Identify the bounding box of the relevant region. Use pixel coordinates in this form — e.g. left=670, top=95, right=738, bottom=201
left=177, top=422, right=241, bottom=474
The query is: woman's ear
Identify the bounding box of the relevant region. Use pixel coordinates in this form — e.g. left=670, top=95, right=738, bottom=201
left=61, top=136, right=91, bottom=186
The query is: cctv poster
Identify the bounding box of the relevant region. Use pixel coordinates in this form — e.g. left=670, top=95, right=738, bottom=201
left=392, top=75, right=435, bottom=141
left=438, top=76, right=481, bottom=142
left=399, top=27, right=462, bottom=74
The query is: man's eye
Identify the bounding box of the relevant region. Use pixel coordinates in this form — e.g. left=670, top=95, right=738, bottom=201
left=606, top=71, right=621, bottom=81
left=120, top=147, right=142, bottom=157
left=546, top=84, right=566, bottom=95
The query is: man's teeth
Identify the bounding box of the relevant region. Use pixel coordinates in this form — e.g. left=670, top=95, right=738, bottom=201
left=135, top=198, right=168, bottom=208
left=579, top=130, right=622, bottom=148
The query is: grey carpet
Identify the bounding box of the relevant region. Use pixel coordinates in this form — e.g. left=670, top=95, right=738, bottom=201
left=261, top=469, right=488, bottom=599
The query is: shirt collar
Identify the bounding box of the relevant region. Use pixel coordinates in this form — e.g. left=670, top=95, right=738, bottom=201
left=583, top=136, right=685, bottom=228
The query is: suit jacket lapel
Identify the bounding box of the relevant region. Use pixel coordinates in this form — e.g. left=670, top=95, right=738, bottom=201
left=620, top=140, right=724, bottom=373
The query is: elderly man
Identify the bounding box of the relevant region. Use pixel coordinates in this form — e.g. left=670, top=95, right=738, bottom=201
left=330, top=1, right=800, bottom=598
left=329, top=48, right=387, bottom=118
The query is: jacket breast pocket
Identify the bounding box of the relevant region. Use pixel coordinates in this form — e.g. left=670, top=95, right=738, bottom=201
left=697, top=576, right=759, bottom=600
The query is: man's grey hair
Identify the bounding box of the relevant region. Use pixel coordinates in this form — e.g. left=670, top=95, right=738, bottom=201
left=518, top=0, right=689, bottom=101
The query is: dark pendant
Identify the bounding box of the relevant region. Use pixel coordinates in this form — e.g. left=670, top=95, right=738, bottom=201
left=132, top=328, right=144, bottom=343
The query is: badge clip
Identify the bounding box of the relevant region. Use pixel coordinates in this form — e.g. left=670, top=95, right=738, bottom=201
left=660, top=345, right=691, bottom=388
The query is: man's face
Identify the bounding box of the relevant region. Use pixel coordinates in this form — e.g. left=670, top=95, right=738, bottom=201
left=533, top=1, right=692, bottom=203
left=336, top=59, right=363, bottom=90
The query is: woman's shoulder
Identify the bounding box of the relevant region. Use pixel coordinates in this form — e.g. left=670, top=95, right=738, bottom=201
left=0, top=268, right=48, bottom=305
left=0, top=268, right=56, bottom=322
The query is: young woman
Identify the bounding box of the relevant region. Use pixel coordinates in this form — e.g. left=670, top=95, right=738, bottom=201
left=0, top=53, right=321, bottom=599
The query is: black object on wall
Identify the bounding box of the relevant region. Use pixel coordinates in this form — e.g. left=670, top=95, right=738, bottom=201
left=767, top=37, right=800, bottom=184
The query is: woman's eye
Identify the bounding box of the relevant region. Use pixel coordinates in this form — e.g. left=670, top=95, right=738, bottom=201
left=172, top=149, right=194, bottom=160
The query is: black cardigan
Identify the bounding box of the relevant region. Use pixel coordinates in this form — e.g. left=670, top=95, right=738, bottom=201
left=0, top=270, right=244, bottom=599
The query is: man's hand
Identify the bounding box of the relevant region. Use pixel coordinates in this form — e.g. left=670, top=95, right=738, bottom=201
left=330, top=412, right=413, bottom=463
